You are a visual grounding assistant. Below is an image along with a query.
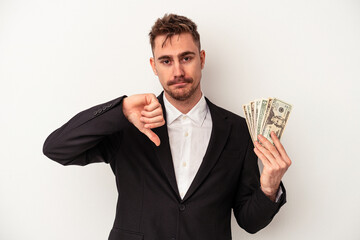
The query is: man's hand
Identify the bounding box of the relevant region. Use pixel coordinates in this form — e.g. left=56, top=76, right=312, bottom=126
left=122, top=94, right=165, bottom=146
left=254, top=132, right=292, bottom=201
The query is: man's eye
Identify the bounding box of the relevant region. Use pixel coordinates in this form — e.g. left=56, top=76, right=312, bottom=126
left=162, top=60, right=171, bottom=64
left=183, top=56, right=192, bottom=62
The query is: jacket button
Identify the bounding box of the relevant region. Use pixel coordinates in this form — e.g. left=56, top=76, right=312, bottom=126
left=179, top=204, right=186, bottom=211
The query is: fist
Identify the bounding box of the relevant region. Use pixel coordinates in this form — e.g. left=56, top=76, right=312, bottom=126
left=122, top=94, right=165, bottom=146
left=254, top=132, right=292, bottom=201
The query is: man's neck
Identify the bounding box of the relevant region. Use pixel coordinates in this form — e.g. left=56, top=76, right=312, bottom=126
left=164, top=91, right=202, bottom=114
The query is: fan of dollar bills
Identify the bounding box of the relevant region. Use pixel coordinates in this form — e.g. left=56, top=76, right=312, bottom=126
left=242, top=98, right=292, bottom=144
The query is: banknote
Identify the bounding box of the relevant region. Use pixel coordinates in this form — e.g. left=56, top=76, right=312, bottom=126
left=256, top=99, right=268, bottom=140
left=242, top=104, right=254, bottom=142
left=261, top=98, right=292, bottom=144
left=250, top=101, right=255, bottom=137
left=242, top=98, right=292, bottom=144
left=261, top=98, right=273, bottom=135
left=254, top=100, right=261, bottom=138
left=248, top=103, right=255, bottom=139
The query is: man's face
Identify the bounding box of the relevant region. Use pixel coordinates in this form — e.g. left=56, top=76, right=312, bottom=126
left=271, top=116, right=284, bottom=126
left=150, top=33, right=205, bottom=102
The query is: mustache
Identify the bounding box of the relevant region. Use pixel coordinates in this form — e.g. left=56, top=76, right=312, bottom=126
left=167, top=77, right=193, bottom=86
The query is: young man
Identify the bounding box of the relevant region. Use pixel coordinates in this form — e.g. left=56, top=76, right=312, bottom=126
left=43, top=14, right=291, bottom=240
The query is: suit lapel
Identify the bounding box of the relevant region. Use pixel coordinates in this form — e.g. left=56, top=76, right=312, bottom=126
left=151, top=94, right=232, bottom=202
left=152, top=93, right=180, bottom=199
left=182, top=98, right=232, bottom=202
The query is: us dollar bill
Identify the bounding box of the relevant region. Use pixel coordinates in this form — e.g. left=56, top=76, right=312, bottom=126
left=254, top=100, right=261, bottom=138
left=249, top=102, right=255, bottom=139
left=242, top=104, right=254, bottom=142
left=261, top=98, right=273, bottom=134
left=261, top=98, right=292, bottom=144
left=242, top=98, right=292, bottom=144
left=256, top=99, right=268, bottom=141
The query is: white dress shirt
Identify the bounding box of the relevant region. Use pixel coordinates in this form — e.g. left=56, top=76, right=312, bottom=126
left=164, top=94, right=212, bottom=199
left=163, top=94, right=283, bottom=201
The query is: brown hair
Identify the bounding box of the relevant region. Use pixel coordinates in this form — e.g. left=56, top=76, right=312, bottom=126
left=149, top=14, right=201, bottom=52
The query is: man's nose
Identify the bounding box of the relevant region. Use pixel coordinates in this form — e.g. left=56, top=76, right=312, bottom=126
left=173, top=61, right=185, bottom=77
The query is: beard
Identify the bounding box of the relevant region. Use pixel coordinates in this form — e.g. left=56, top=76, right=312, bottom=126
left=164, top=77, right=199, bottom=101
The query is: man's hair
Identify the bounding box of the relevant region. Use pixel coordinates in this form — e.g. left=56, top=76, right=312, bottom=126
left=149, top=13, right=201, bottom=52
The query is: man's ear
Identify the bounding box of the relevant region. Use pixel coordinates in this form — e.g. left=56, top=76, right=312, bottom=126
left=200, top=50, right=206, bottom=69
left=150, top=57, right=158, bottom=75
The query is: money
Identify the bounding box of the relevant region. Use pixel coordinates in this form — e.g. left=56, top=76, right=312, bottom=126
left=242, top=98, right=292, bottom=144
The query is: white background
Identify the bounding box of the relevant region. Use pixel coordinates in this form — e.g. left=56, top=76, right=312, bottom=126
left=1, top=0, right=359, bottom=239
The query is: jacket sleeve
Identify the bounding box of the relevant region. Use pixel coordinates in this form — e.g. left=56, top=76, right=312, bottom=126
left=232, top=137, right=286, bottom=234
left=43, top=96, right=129, bottom=166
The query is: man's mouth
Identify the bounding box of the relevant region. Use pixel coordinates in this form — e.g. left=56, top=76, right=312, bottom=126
left=168, top=77, right=193, bottom=87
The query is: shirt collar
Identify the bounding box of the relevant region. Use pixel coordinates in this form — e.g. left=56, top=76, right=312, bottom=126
left=163, top=94, right=209, bottom=126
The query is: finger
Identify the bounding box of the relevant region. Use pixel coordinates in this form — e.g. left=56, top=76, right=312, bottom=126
left=144, top=93, right=157, bottom=103
left=258, top=135, right=281, bottom=161
left=141, top=107, right=163, bottom=118
left=254, top=141, right=270, bottom=164
left=140, top=115, right=165, bottom=124
left=144, top=102, right=161, bottom=112
left=270, top=132, right=292, bottom=166
left=255, top=139, right=276, bottom=163
left=144, top=121, right=165, bottom=129
left=253, top=145, right=271, bottom=167
left=142, top=128, right=161, bottom=146
left=144, top=96, right=161, bottom=112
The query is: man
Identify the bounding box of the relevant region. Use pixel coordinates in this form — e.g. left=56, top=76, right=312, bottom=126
left=43, top=14, right=291, bottom=240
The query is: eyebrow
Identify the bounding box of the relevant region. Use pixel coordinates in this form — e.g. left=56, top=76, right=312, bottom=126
left=179, top=51, right=196, bottom=58
left=157, top=51, right=196, bottom=61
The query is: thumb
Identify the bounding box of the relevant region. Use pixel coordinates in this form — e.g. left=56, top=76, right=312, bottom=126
left=142, top=128, right=161, bottom=146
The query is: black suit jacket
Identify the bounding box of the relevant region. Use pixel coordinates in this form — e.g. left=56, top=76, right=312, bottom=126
left=43, top=93, right=286, bottom=240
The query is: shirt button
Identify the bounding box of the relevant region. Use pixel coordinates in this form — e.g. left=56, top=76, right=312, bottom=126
left=182, top=162, right=187, bottom=167
left=182, top=116, right=187, bottom=120
left=184, top=132, right=188, bottom=137
left=179, top=204, right=186, bottom=211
